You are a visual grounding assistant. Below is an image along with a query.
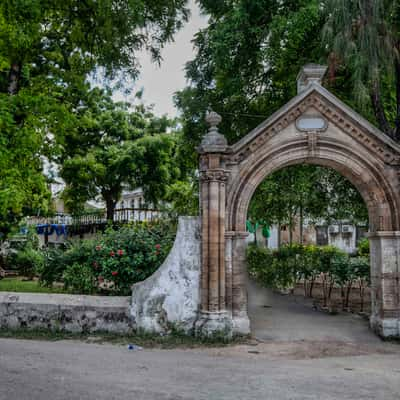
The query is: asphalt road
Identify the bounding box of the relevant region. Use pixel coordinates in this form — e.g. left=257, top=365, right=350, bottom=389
left=1, top=284, right=399, bottom=400
left=1, top=337, right=400, bottom=400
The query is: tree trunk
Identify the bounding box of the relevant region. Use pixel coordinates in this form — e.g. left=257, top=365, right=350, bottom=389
left=299, top=204, right=304, bottom=245
left=370, top=79, right=393, bottom=137
left=289, top=214, right=294, bottom=246
left=8, top=62, right=21, bottom=95
left=104, top=196, right=116, bottom=222
left=309, top=277, right=315, bottom=298
left=277, top=223, right=281, bottom=248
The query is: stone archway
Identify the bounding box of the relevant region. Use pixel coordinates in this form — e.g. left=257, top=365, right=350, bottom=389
left=196, top=65, right=400, bottom=338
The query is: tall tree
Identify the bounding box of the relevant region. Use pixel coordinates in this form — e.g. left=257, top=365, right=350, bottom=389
left=0, top=0, right=189, bottom=236
left=60, top=89, right=179, bottom=220
left=175, top=0, right=324, bottom=150
left=323, top=0, right=400, bottom=141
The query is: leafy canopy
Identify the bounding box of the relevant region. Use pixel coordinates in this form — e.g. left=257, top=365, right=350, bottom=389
left=59, top=89, right=180, bottom=219
left=0, top=0, right=189, bottom=235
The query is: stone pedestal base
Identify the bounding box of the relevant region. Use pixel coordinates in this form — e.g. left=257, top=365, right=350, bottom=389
left=195, top=311, right=233, bottom=338
left=232, top=312, right=251, bottom=336
left=370, top=316, right=400, bottom=338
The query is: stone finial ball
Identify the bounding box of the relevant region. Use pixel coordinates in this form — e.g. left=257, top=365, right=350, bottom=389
left=205, top=111, right=222, bottom=128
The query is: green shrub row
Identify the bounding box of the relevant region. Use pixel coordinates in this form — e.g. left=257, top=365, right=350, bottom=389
left=4, top=220, right=176, bottom=295
left=247, top=242, right=370, bottom=311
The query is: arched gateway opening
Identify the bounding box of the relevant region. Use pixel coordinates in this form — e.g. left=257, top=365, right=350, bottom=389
left=196, top=65, right=400, bottom=338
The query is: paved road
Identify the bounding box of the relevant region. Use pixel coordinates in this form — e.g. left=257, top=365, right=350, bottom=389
left=1, top=283, right=399, bottom=400
left=1, top=338, right=400, bottom=400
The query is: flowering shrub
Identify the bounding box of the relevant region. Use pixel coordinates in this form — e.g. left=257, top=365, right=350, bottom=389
left=38, top=220, right=176, bottom=295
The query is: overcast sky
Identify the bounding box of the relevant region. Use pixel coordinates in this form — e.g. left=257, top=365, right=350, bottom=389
left=115, top=1, right=208, bottom=117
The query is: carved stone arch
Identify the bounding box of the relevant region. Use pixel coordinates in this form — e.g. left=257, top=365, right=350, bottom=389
left=196, top=65, right=400, bottom=339
left=227, top=146, right=399, bottom=234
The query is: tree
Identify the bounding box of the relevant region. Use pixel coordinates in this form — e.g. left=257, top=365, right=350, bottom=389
left=323, top=0, right=400, bottom=141
left=59, top=89, right=179, bottom=220
left=175, top=0, right=324, bottom=151
left=0, top=0, right=189, bottom=235
left=248, top=165, right=368, bottom=245
left=174, top=0, right=380, bottom=226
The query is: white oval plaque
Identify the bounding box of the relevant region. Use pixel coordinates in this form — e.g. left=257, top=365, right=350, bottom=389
left=296, top=116, right=327, bottom=131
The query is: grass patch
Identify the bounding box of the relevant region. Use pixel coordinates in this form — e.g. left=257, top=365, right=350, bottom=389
left=0, top=328, right=249, bottom=349
left=0, top=277, right=68, bottom=294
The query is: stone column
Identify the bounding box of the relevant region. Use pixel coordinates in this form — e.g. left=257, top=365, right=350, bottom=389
left=195, top=112, right=232, bottom=336
left=369, top=231, right=400, bottom=338
left=231, top=232, right=251, bottom=335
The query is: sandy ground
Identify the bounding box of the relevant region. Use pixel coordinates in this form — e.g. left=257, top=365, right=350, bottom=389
left=0, top=281, right=399, bottom=400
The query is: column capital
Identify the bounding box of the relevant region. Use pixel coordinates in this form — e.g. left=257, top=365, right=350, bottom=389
left=200, top=168, right=230, bottom=183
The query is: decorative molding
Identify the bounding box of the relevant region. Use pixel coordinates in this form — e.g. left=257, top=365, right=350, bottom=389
left=200, top=169, right=230, bottom=182
left=307, top=131, right=318, bottom=156
left=228, top=93, right=400, bottom=166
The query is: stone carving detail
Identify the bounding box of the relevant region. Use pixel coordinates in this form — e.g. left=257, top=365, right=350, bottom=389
left=199, top=111, right=228, bottom=152
left=228, top=93, right=400, bottom=165
left=200, top=169, right=230, bottom=182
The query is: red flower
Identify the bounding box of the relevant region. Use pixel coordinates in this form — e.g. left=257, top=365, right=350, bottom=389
left=111, top=271, right=118, bottom=276
left=117, top=249, right=124, bottom=256
left=110, top=251, right=115, bottom=257
left=95, top=245, right=102, bottom=251
left=98, top=276, right=104, bottom=282
left=155, top=244, right=161, bottom=250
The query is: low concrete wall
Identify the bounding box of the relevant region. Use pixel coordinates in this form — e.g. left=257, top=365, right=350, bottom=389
left=130, top=217, right=201, bottom=334
left=0, top=292, right=132, bottom=333
left=0, top=216, right=201, bottom=335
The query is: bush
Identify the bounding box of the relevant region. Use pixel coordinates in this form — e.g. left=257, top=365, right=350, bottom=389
left=37, top=219, right=176, bottom=295
left=3, top=228, right=42, bottom=277
left=63, top=262, right=97, bottom=294
left=36, top=245, right=69, bottom=287
left=357, top=238, right=370, bottom=257
left=247, top=243, right=370, bottom=309
left=14, top=247, right=44, bottom=279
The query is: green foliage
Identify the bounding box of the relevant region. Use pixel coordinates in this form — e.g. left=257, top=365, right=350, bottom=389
left=36, top=246, right=68, bottom=288
left=14, top=247, right=44, bottom=279
left=175, top=1, right=369, bottom=227
left=0, top=0, right=189, bottom=237
left=4, top=228, right=43, bottom=278
left=164, top=180, right=199, bottom=217
left=37, top=220, right=176, bottom=295
left=63, top=262, right=97, bottom=295
left=248, top=165, right=368, bottom=232
left=323, top=0, right=400, bottom=140
left=357, top=238, right=370, bottom=257
left=59, top=89, right=180, bottom=219
left=175, top=0, right=325, bottom=158
left=247, top=243, right=369, bottom=293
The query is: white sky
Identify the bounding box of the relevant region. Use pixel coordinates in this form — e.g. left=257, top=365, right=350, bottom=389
left=115, top=1, right=208, bottom=117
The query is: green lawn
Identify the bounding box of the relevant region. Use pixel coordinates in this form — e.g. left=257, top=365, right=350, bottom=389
left=0, top=278, right=68, bottom=294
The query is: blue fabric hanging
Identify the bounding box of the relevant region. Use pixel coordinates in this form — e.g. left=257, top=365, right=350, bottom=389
left=36, top=224, right=47, bottom=235
left=52, top=224, right=67, bottom=236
